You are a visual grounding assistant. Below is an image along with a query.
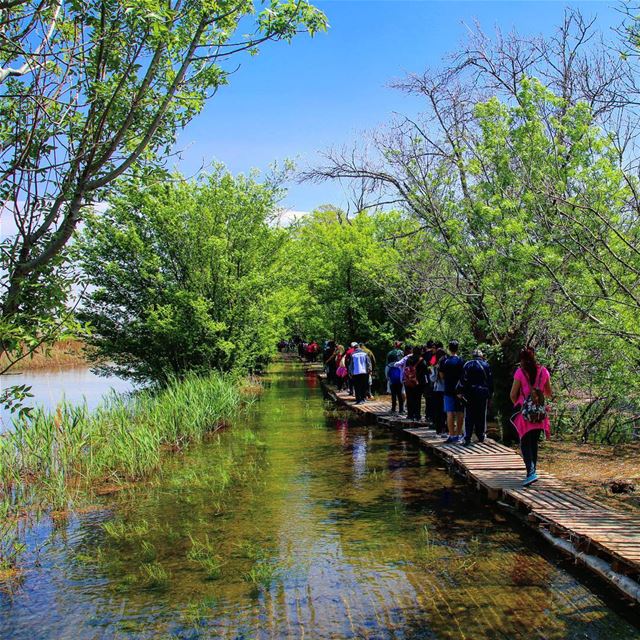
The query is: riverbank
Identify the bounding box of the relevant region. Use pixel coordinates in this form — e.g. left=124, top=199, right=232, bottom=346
left=541, top=440, right=640, bottom=513
left=1, top=339, right=88, bottom=372
left=0, top=371, right=249, bottom=577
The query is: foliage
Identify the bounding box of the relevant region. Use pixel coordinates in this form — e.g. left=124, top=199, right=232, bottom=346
left=78, top=166, right=290, bottom=382
left=0, top=0, right=326, bottom=406
left=279, top=206, right=420, bottom=362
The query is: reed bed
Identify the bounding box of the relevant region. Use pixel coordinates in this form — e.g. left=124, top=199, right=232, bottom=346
left=0, top=372, right=243, bottom=571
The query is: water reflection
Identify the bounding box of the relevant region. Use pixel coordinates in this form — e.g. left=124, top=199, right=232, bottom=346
left=0, top=361, right=637, bottom=639
left=0, top=367, right=133, bottom=430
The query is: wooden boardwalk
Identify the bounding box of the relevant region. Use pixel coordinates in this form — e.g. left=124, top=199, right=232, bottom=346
left=307, top=363, right=640, bottom=603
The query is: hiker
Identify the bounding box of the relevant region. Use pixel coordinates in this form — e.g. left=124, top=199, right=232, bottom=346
left=324, top=340, right=337, bottom=383
left=420, top=344, right=434, bottom=423
left=359, top=343, right=376, bottom=399
left=387, top=354, right=404, bottom=414
left=402, top=346, right=428, bottom=421
left=344, top=342, right=358, bottom=396
left=458, top=348, right=493, bottom=445
left=510, top=347, right=552, bottom=487
left=440, top=340, right=465, bottom=443
left=430, top=347, right=447, bottom=434
left=334, top=345, right=348, bottom=391
left=386, top=341, right=404, bottom=393
left=348, top=343, right=372, bottom=405
left=306, top=340, right=319, bottom=362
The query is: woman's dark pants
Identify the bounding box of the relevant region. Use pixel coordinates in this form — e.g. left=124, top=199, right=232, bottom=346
left=390, top=382, right=404, bottom=413
left=520, top=428, right=543, bottom=475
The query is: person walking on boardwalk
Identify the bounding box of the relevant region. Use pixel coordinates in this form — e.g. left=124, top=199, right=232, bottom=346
left=430, top=347, right=447, bottom=435
left=344, top=342, right=358, bottom=396
left=440, top=340, right=465, bottom=443
left=360, top=342, right=376, bottom=399
left=324, top=340, right=337, bottom=383
left=402, top=346, right=428, bottom=421
left=510, top=347, right=552, bottom=487
left=386, top=341, right=404, bottom=393
left=387, top=355, right=404, bottom=414
left=349, top=344, right=372, bottom=405
left=458, top=349, right=493, bottom=445
left=333, top=344, right=347, bottom=390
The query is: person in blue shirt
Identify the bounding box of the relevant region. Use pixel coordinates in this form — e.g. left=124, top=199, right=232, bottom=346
left=439, top=340, right=465, bottom=443
left=458, top=348, right=493, bottom=445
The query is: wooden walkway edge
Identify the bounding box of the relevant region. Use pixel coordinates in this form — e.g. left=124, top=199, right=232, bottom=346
left=305, top=362, right=640, bottom=604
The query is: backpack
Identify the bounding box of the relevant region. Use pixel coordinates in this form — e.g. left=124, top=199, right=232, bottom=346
left=388, top=366, right=402, bottom=385
left=521, top=368, right=547, bottom=423
left=403, top=364, right=418, bottom=388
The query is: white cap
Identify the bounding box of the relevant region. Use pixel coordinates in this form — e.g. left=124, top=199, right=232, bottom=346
left=350, top=341, right=358, bottom=347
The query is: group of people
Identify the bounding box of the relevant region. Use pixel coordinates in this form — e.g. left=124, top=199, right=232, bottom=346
left=324, top=341, right=376, bottom=403
left=318, top=338, right=552, bottom=488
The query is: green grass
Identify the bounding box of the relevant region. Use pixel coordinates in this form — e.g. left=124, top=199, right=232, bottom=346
left=186, top=534, right=223, bottom=580
left=0, top=372, right=243, bottom=573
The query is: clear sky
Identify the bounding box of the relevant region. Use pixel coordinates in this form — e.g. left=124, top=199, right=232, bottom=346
left=175, top=1, right=623, bottom=214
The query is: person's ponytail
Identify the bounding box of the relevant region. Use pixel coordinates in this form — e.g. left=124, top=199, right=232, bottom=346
left=519, top=347, right=538, bottom=386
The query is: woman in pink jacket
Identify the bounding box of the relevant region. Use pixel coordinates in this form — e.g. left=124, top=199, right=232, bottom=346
left=510, top=347, right=552, bottom=487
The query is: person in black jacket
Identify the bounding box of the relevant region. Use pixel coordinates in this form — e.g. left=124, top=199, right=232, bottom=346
left=457, top=348, right=493, bottom=445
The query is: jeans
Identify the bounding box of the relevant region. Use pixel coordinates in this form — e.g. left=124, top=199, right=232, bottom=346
left=353, top=373, right=369, bottom=402
left=390, top=382, right=404, bottom=412
left=464, top=397, right=488, bottom=443
left=520, top=428, right=543, bottom=475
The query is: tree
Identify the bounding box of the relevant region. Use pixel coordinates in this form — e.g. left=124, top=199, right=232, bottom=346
left=305, top=70, right=629, bottom=435
left=279, top=206, right=418, bottom=363
left=78, top=166, right=290, bottom=382
left=0, top=0, right=326, bottom=373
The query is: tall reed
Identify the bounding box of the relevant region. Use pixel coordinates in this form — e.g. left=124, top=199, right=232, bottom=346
left=0, top=372, right=242, bottom=515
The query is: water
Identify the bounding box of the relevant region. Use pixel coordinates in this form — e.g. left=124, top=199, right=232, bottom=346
left=0, top=367, right=133, bottom=430
left=0, top=361, right=638, bottom=639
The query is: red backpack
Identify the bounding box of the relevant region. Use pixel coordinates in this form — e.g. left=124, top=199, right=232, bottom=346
left=403, top=364, right=418, bottom=388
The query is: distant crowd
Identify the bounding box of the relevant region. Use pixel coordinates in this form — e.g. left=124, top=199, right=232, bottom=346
left=279, top=337, right=552, bottom=488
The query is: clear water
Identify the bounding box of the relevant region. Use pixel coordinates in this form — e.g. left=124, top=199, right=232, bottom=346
left=0, top=361, right=637, bottom=639
left=0, top=367, right=133, bottom=431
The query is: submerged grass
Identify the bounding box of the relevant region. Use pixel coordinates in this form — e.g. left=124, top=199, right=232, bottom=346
left=0, top=372, right=244, bottom=572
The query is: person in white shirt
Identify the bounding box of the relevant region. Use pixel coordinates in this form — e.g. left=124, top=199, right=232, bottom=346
left=348, top=345, right=372, bottom=404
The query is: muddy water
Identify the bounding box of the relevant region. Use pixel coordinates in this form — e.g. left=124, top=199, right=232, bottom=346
left=0, top=361, right=638, bottom=639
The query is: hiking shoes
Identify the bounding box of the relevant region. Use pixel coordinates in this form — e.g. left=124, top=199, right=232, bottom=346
left=522, top=472, right=539, bottom=487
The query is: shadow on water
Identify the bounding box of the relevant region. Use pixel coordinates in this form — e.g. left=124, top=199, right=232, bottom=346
left=0, top=360, right=638, bottom=639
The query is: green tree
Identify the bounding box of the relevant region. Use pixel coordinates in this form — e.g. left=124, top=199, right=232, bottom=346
left=279, top=206, right=419, bottom=363
left=78, top=167, right=289, bottom=382
left=0, top=0, right=326, bottom=379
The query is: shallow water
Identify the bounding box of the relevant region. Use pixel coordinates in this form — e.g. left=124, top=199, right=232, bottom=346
left=0, top=367, right=133, bottom=431
left=0, top=361, right=638, bottom=639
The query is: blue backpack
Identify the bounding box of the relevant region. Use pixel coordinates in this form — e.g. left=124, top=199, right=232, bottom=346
left=388, top=366, right=403, bottom=384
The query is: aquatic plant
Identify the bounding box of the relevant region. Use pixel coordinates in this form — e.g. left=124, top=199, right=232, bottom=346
left=187, top=534, right=223, bottom=580
left=0, top=372, right=241, bottom=511
left=243, top=560, right=277, bottom=587
left=139, top=562, right=171, bottom=590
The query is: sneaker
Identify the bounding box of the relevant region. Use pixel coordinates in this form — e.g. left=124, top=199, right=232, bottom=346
left=444, top=436, right=459, bottom=444
left=439, top=433, right=449, bottom=439
left=463, top=439, right=473, bottom=446
left=522, top=472, right=539, bottom=487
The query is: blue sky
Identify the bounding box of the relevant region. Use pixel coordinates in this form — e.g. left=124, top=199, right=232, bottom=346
left=176, top=1, right=622, bottom=213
